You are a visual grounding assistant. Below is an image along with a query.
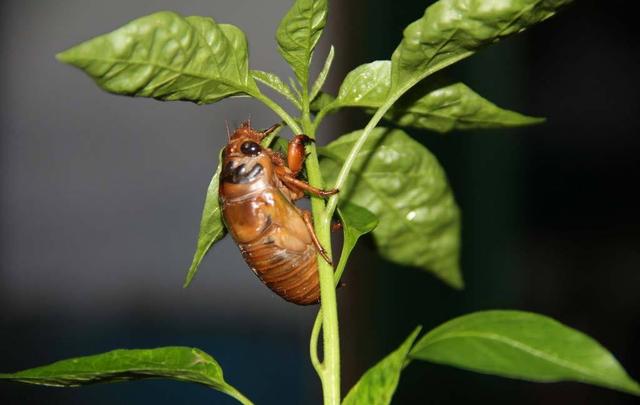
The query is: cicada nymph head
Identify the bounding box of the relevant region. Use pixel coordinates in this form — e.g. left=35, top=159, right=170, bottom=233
left=220, top=122, right=280, bottom=196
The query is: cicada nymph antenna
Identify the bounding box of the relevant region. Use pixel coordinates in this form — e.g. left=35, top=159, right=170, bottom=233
left=225, top=120, right=231, bottom=142
left=261, top=123, right=281, bottom=136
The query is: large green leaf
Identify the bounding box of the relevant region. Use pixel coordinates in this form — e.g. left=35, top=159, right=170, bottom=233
left=343, top=327, right=422, bottom=405
left=335, top=202, right=378, bottom=283
left=391, top=0, right=573, bottom=90
left=320, top=128, right=462, bottom=288
left=57, top=11, right=258, bottom=104
left=276, top=0, right=328, bottom=87
left=325, top=60, right=542, bottom=132
left=0, top=347, right=252, bottom=404
left=390, top=81, right=544, bottom=132
left=411, top=310, right=640, bottom=396
left=184, top=149, right=227, bottom=287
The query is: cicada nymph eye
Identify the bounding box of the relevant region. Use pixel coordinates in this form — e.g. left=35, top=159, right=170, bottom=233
left=240, top=141, right=261, bottom=156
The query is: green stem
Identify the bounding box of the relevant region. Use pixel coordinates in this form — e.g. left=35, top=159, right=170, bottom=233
left=224, top=384, right=255, bottom=405
left=252, top=91, right=302, bottom=134
left=309, top=311, right=323, bottom=375
left=305, top=105, right=325, bottom=384
left=308, top=212, right=356, bottom=377
left=302, top=109, right=341, bottom=405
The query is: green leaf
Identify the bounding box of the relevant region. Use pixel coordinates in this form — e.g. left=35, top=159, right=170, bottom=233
left=335, top=202, right=378, bottom=283
left=343, top=327, right=422, bottom=405
left=333, top=60, right=391, bottom=109
left=0, top=347, right=253, bottom=404
left=390, top=81, right=544, bottom=132
left=57, top=11, right=258, bottom=104
left=276, top=0, right=328, bottom=87
left=184, top=149, right=227, bottom=287
left=391, top=0, right=573, bottom=90
left=251, top=70, right=301, bottom=109
left=310, top=45, right=335, bottom=101
left=411, top=310, right=640, bottom=396
left=320, top=128, right=462, bottom=288
left=327, top=60, right=543, bottom=132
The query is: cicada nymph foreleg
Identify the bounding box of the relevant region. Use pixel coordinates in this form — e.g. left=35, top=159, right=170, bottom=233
left=279, top=134, right=339, bottom=196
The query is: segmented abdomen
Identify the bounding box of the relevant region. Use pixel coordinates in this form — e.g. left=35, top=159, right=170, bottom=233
left=221, top=185, right=321, bottom=306
left=239, top=232, right=320, bottom=305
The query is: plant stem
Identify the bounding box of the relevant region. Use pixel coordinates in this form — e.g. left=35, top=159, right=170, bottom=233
left=224, top=384, right=255, bottom=405
left=302, top=108, right=341, bottom=405
left=309, top=226, right=354, bottom=383
left=304, top=108, right=326, bottom=381
left=252, top=92, right=302, bottom=134
left=309, top=311, right=323, bottom=375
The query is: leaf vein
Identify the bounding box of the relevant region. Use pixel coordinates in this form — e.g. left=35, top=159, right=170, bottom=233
left=69, top=57, right=251, bottom=96
left=420, top=331, right=610, bottom=381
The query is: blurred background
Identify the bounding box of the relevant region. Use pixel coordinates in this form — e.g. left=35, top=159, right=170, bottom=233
left=1, top=0, right=638, bottom=404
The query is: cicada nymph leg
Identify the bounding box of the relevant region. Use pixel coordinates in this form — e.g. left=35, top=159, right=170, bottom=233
left=269, top=133, right=339, bottom=266
left=287, top=134, right=313, bottom=175
left=301, top=210, right=333, bottom=265
left=280, top=174, right=338, bottom=198
left=270, top=133, right=338, bottom=198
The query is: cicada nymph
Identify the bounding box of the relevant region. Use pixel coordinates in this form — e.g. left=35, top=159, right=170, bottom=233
left=219, top=122, right=337, bottom=305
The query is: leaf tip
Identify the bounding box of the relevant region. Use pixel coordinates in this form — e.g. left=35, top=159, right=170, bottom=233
left=183, top=255, right=204, bottom=288
left=183, top=265, right=197, bottom=289
left=620, top=378, right=640, bottom=396
left=411, top=325, right=423, bottom=340
left=440, top=272, right=464, bottom=290
left=55, top=49, right=73, bottom=64
left=520, top=115, right=546, bottom=126
left=452, top=277, right=465, bottom=290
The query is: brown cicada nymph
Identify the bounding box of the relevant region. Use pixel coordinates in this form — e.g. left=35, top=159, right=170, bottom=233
left=219, top=122, right=337, bottom=305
